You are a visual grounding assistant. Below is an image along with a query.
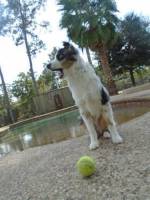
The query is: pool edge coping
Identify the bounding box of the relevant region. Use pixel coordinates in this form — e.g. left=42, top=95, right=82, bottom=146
left=1, top=97, right=150, bottom=132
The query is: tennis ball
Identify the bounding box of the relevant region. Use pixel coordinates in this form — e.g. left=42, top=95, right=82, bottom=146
left=76, top=156, right=96, bottom=177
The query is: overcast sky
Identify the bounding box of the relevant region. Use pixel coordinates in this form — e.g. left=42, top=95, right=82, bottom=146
left=0, top=0, right=150, bottom=84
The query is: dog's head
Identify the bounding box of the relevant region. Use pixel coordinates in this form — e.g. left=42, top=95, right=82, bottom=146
left=47, top=42, right=78, bottom=78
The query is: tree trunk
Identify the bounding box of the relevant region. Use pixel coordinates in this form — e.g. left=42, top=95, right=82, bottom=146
left=129, top=68, right=136, bottom=86
left=0, top=67, right=15, bottom=123
left=18, top=0, right=39, bottom=97
left=99, top=44, right=118, bottom=95
left=85, top=47, right=93, bottom=66
left=23, top=31, right=40, bottom=97
left=18, top=0, right=41, bottom=114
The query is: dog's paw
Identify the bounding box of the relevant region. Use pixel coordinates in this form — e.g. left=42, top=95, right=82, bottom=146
left=89, top=141, right=99, bottom=150
left=112, top=134, right=123, bottom=144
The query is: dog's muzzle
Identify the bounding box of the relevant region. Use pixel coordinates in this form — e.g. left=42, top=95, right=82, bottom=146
left=47, top=63, right=64, bottom=78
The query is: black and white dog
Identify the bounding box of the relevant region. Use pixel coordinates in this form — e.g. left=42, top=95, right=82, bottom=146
left=47, top=42, right=123, bottom=150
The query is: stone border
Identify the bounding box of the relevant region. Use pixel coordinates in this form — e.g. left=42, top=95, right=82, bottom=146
left=8, top=98, right=150, bottom=130
left=112, top=98, right=150, bottom=108
left=9, top=106, right=78, bottom=130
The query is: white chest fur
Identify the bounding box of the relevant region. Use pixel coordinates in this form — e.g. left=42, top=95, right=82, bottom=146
left=64, top=57, right=103, bottom=117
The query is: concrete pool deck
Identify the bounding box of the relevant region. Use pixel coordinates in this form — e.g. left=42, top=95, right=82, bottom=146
left=111, top=89, right=150, bottom=102
left=0, top=112, right=150, bottom=200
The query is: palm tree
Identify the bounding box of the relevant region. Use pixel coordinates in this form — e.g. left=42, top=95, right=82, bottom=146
left=58, top=0, right=118, bottom=95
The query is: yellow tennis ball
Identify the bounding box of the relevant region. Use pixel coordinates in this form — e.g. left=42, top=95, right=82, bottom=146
left=76, top=156, right=96, bottom=177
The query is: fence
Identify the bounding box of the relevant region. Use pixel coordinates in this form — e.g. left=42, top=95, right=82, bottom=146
left=33, top=87, right=75, bottom=114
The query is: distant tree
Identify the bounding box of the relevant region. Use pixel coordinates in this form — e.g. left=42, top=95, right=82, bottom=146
left=0, top=2, right=7, bottom=34
left=48, top=47, right=57, bottom=61
left=0, top=0, right=49, bottom=96
left=11, top=72, right=33, bottom=98
left=45, top=47, right=63, bottom=89
left=58, top=0, right=119, bottom=94
left=0, top=93, right=6, bottom=127
left=38, top=68, right=54, bottom=93
left=0, top=66, right=15, bottom=123
left=0, top=94, right=4, bottom=111
left=110, top=13, right=150, bottom=86
left=11, top=72, right=35, bottom=118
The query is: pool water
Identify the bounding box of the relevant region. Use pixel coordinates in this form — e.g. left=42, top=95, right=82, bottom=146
left=0, top=105, right=149, bottom=156
left=0, top=110, right=80, bottom=156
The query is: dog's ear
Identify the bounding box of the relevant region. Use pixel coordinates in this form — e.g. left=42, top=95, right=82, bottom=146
left=63, top=41, right=71, bottom=48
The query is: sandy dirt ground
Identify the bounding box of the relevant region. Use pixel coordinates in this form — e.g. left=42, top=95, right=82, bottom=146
left=0, top=112, right=150, bottom=200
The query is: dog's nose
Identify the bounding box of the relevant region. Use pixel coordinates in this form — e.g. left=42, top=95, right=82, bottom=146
left=47, top=63, right=51, bottom=69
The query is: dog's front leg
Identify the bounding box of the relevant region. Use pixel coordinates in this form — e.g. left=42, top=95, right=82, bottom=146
left=81, top=114, right=99, bottom=150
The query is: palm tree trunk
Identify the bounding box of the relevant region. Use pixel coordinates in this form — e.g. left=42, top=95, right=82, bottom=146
left=129, top=68, right=136, bottom=86
left=0, top=67, right=15, bottom=123
left=99, top=44, right=117, bottom=95
left=85, top=47, right=93, bottom=66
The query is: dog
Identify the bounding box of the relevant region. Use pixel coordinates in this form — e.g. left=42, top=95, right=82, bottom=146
left=47, top=42, right=123, bottom=150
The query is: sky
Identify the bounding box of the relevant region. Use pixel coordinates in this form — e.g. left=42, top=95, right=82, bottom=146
left=0, top=0, right=150, bottom=84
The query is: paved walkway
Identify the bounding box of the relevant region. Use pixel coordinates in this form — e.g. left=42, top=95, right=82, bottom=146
left=0, top=112, right=150, bottom=200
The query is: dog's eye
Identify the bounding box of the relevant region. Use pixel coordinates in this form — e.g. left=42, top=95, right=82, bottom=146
left=56, top=49, right=65, bottom=61
left=56, top=53, right=65, bottom=61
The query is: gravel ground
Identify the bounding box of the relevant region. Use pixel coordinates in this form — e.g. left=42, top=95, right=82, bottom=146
left=0, top=112, right=150, bottom=200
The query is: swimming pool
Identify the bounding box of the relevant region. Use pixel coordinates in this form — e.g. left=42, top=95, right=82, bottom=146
left=0, top=99, right=149, bottom=156
left=0, top=110, right=80, bottom=156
